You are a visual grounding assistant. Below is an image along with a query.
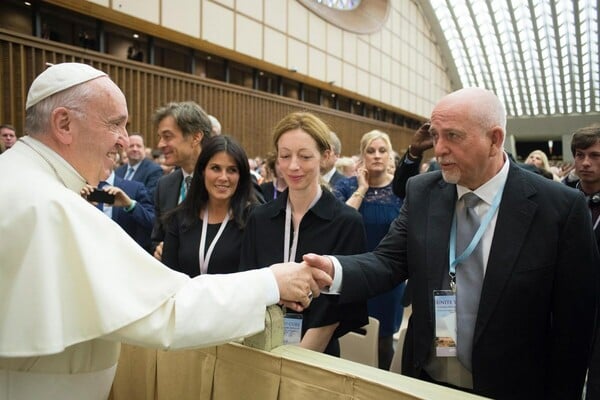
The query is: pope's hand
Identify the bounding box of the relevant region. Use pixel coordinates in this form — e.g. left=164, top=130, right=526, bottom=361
left=270, top=262, right=332, bottom=312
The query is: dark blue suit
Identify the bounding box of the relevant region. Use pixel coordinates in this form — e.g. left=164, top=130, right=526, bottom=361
left=115, top=158, right=163, bottom=199
left=111, top=175, right=155, bottom=253
left=328, top=170, right=345, bottom=187
left=152, top=168, right=184, bottom=251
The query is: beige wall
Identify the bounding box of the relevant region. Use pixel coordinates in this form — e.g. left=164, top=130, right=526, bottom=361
left=85, top=0, right=453, bottom=119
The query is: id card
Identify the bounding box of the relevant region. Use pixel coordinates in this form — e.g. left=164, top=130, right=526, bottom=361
left=283, top=313, right=303, bottom=345
left=433, top=290, right=457, bottom=357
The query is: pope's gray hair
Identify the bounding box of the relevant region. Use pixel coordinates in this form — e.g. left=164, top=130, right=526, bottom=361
left=25, top=82, right=97, bottom=136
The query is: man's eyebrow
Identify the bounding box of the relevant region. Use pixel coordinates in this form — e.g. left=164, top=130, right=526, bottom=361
left=108, top=115, right=127, bottom=125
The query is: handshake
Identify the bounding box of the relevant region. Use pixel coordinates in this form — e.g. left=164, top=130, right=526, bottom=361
left=269, top=253, right=335, bottom=312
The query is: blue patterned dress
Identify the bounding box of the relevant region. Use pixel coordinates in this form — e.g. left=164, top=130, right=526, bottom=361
left=333, top=176, right=406, bottom=338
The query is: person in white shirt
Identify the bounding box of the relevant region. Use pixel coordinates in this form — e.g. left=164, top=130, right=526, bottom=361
left=0, top=62, right=329, bottom=400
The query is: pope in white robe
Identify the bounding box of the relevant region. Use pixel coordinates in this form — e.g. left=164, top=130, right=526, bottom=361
left=0, top=63, right=326, bottom=400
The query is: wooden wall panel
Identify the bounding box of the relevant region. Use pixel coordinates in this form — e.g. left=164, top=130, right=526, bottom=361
left=0, top=29, right=413, bottom=160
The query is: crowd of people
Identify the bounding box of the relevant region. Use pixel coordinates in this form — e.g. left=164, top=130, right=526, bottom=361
left=1, top=62, right=599, bottom=400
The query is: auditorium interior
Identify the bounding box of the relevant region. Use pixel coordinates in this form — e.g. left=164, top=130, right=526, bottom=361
left=0, top=0, right=598, bottom=399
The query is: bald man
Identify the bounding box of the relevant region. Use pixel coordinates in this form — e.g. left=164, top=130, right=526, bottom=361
left=304, top=87, right=598, bottom=399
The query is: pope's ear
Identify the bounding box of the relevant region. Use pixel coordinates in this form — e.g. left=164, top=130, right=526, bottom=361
left=51, top=107, right=75, bottom=145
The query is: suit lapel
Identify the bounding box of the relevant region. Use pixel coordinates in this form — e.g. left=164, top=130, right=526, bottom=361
left=473, top=165, right=538, bottom=344
left=167, top=169, right=183, bottom=208
left=426, top=180, right=457, bottom=288
left=135, top=159, right=148, bottom=180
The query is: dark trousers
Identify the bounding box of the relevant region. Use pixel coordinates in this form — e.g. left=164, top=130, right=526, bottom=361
left=378, top=335, right=394, bottom=370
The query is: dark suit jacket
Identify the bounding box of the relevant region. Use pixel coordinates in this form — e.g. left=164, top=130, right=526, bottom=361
left=152, top=168, right=183, bottom=249
left=116, top=158, right=163, bottom=199
left=328, top=170, right=345, bottom=187
left=566, top=179, right=600, bottom=400
left=336, top=162, right=599, bottom=399
left=259, top=181, right=285, bottom=203
left=111, top=176, right=155, bottom=252
left=392, top=150, right=421, bottom=198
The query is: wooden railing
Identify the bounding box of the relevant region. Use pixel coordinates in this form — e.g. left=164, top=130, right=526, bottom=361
left=109, top=343, right=488, bottom=400
left=0, top=29, right=414, bottom=158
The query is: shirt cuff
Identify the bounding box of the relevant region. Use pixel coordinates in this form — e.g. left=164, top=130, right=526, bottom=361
left=405, top=147, right=422, bottom=163
left=323, top=255, right=342, bottom=294
left=262, top=268, right=281, bottom=305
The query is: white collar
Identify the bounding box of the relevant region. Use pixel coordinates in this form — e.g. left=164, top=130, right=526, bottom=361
left=128, top=160, right=141, bottom=170
left=322, top=167, right=336, bottom=182
left=19, top=136, right=86, bottom=192
left=106, top=171, right=115, bottom=185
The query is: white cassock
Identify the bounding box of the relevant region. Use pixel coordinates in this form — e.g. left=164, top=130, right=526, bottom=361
left=0, top=136, right=280, bottom=400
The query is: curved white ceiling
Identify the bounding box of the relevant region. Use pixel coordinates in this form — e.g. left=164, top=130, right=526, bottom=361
left=428, top=0, right=599, bottom=119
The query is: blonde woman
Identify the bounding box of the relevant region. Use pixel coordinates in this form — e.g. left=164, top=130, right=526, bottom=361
left=333, top=130, right=405, bottom=370
left=525, top=149, right=560, bottom=181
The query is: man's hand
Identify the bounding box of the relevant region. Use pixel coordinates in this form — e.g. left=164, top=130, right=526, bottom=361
left=80, top=184, right=96, bottom=199
left=270, top=262, right=332, bottom=312
left=154, top=241, right=164, bottom=261
left=303, top=253, right=334, bottom=280
left=409, top=122, right=433, bottom=157
left=102, top=186, right=133, bottom=208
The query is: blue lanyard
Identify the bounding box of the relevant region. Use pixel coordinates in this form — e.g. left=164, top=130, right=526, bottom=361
left=448, top=183, right=505, bottom=290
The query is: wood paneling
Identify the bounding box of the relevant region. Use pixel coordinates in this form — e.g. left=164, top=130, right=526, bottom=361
left=0, top=29, right=414, bottom=158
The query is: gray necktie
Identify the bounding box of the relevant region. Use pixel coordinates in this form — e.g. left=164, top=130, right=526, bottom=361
left=456, top=192, right=484, bottom=372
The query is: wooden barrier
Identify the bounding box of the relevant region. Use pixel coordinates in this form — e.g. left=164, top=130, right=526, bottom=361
left=108, top=343, right=488, bottom=400
left=0, top=29, right=415, bottom=158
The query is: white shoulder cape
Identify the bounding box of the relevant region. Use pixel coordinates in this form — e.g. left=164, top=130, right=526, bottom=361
left=0, top=139, right=189, bottom=356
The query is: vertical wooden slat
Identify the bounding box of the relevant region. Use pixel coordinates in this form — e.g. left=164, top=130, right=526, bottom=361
left=0, top=40, right=5, bottom=124
left=0, top=30, right=413, bottom=158
left=8, top=43, right=16, bottom=127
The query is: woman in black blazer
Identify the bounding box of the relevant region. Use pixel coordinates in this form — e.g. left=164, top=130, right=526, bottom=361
left=240, top=112, right=368, bottom=356
left=162, top=135, right=258, bottom=276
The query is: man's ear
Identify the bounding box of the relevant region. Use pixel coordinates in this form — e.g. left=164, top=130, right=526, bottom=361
left=489, top=126, right=504, bottom=155
left=320, top=148, right=332, bottom=168
left=51, top=107, right=75, bottom=145
left=192, top=132, right=203, bottom=146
